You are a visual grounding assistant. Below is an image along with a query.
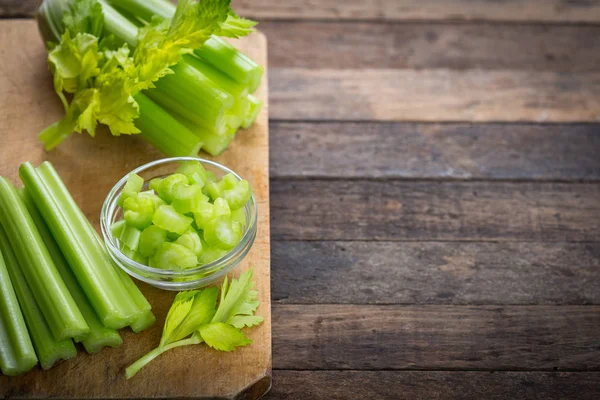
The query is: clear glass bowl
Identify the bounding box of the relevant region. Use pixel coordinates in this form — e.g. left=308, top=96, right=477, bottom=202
left=101, top=157, right=257, bottom=290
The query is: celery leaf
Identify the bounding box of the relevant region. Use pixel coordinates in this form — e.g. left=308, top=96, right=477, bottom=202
left=63, top=0, right=104, bottom=37
left=215, top=11, right=257, bottom=38
left=198, top=322, right=252, bottom=352
left=211, top=269, right=260, bottom=324
left=166, top=287, right=218, bottom=343
left=159, top=290, right=197, bottom=347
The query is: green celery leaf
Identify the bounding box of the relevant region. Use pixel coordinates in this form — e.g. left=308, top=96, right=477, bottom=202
left=198, top=322, right=252, bottom=351
left=227, top=315, right=264, bottom=329
left=211, top=268, right=260, bottom=324
left=63, top=0, right=104, bottom=37
left=167, top=287, right=218, bottom=343
left=215, top=11, right=257, bottom=38
left=160, top=291, right=197, bottom=347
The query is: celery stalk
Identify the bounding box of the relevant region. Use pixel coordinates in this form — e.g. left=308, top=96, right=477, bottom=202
left=134, top=93, right=204, bottom=157
left=19, top=163, right=141, bottom=330
left=0, top=224, right=77, bottom=369
left=183, top=55, right=249, bottom=100
left=0, top=177, right=89, bottom=341
left=242, top=94, right=263, bottom=129
left=19, top=188, right=123, bottom=354
left=0, top=244, right=37, bottom=376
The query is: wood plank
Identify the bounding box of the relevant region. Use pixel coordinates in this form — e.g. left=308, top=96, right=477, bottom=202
left=6, top=0, right=600, bottom=23
left=233, top=0, right=600, bottom=23
left=268, top=371, right=600, bottom=400
left=270, top=122, right=600, bottom=180
left=0, top=20, right=271, bottom=400
left=270, top=69, right=600, bottom=122
left=271, top=305, right=600, bottom=370
left=263, top=22, right=600, bottom=72
left=271, top=180, right=600, bottom=242
left=272, top=241, right=600, bottom=305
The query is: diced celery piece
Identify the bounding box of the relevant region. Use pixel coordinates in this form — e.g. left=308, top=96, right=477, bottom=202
left=221, top=173, right=239, bottom=190
left=198, top=244, right=228, bottom=265
left=231, top=207, right=247, bottom=228
left=242, top=94, right=263, bottom=129
left=138, top=226, right=168, bottom=258
left=193, top=201, right=214, bottom=229
left=175, top=161, right=209, bottom=186
left=111, top=220, right=126, bottom=238
left=121, top=246, right=148, bottom=265
left=203, top=216, right=242, bottom=250
left=138, top=191, right=165, bottom=208
left=204, top=181, right=221, bottom=201
left=152, top=243, right=198, bottom=270
left=118, top=173, right=144, bottom=206
left=206, top=171, right=218, bottom=182
left=152, top=205, right=193, bottom=235
left=213, top=198, right=231, bottom=217
left=149, top=178, right=162, bottom=193
left=157, top=174, right=189, bottom=203
left=175, top=230, right=203, bottom=257
left=167, top=231, right=182, bottom=241
left=172, top=183, right=204, bottom=214
left=120, top=225, right=142, bottom=251
left=124, top=196, right=155, bottom=229
left=222, top=180, right=252, bottom=210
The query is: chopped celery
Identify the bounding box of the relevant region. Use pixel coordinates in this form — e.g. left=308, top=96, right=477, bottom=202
left=124, top=196, right=155, bottom=229
left=172, top=183, right=205, bottom=215
left=221, top=174, right=239, bottom=190
left=134, top=93, right=203, bottom=157
left=157, top=174, right=189, bottom=203
left=138, top=191, right=165, bottom=208
left=175, top=231, right=203, bottom=257
left=20, top=162, right=142, bottom=330
left=176, top=161, right=209, bottom=186
left=149, top=178, right=162, bottom=193
left=213, top=198, right=231, bottom=217
left=242, top=94, right=263, bottom=129
left=120, top=225, right=142, bottom=251
left=111, top=220, right=126, bottom=238
left=138, top=226, right=168, bottom=258
left=0, top=241, right=38, bottom=376
left=119, top=173, right=144, bottom=207
left=153, top=205, right=193, bottom=235
left=152, top=243, right=198, bottom=271
left=193, top=201, right=215, bottom=230
left=222, top=180, right=252, bottom=210
left=203, top=216, right=242, bottom=250
left=199, top=243, right=228, bottom=265
left=205, top=181, right=222, bottom=201
left=0, top=177, right=89, bottom=341
left=20, top=189, right=123, bottom=354
left=231, top=207, right=247, bottom=228
left=0, top=224, right=77, bottom=369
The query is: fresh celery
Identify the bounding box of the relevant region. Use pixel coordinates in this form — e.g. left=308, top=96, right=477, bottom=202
left=19, top=163, right=141, bottom=330
left=152, top=205, right=193, bottom=235
left=134, top=93, right=204, bottom=158
left=0, top=244, right=38, bottom=376
left=120, top=225, right=142, bottom=251
left=242, top=94, right=263, bottom=129
left=0, top=224, right=77, bottom=368
left=0, top=177, right=89, bottom=341
left=20, top=188, right=123, bottom=353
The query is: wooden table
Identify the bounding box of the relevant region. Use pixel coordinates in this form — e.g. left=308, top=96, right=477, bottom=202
left=2, top=1, right=600, bottom=399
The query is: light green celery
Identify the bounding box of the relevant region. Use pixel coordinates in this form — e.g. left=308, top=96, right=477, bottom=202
left=231, top=207, right=247, bottom=228
left=106, top=0, right=174, bottom=21
left=242, top=94, right=263, bottom=129
left=85, top=219, right=156, bottom=334
left=19, top=162, right=141, bottom=329
left=183, top=55, right=249, bottom=100
left=0, top=224, right=77, bottom=368
left=111, top=220, right=126, bottom=237
left=0, top=242, right=38, bottom=376
left=120, top=225, right=142, bottom=251
left=119, top=173, right=144, bottom=206
left=134, top=93, right=203, bottom=157
left=99, top=0, right=139, bottom=47
left=157, top=174, right=189, bottom=203
left=126, top=336, right=200, bottom=379
left=20, top=188, right=123, bottom=354
left=0, top=177, right=88, bottom=341
left=151, top=243, right=198, bottom=271
left=204, top=216, right=241, bottom=250
left=146, top=60, right=233, bottom=136
left=181, top=119, right=237, bottom=156
left=153, top=205, right=193, bottom=235
left=138, top=226, right=168, bottom=258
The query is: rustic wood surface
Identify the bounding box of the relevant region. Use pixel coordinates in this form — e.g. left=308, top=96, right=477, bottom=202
left=0, top=20, right=271, bottom=399
left=2, top=1, right=600, bottom=399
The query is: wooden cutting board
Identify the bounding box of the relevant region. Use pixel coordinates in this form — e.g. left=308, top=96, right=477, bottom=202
left=0, top=20, right=271, bottom=400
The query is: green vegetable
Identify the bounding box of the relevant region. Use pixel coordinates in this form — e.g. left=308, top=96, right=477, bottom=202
left=119, top=173, right=144, bottom=206
left=19, top=188, right=123, bottom=354
left=204, top=216, right=242, bottom=250
left=125, top=268, right=262, bottom=378
left=119, top=224, right=142, bottom=251
left=242, top=94, right=263, bottom=129
left=0, top=241, right=38, bottom=376
left=152, top=205, right=194, bottom=235
left=124, top=195, right=155, bottom=229
left=0, top=177, right=89, bottom=341
left=19, top=162, right=142, bottom=329
left=151, top=243, right=198, bottom=271
left=0, top=224, right=77, bottom=368
left=138, top=225, right=168, bottom=258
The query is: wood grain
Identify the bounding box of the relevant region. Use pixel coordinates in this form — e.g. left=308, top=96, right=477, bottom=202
left=267, top=371, right=600, bottom=400
left=0, top=20, right=271, bottom=400
left=271, top=241, right=600, bottom=305
left=6, top=0, right=600, bottom=22
left=231, top=0, right=600, bottom=23
left=263, top=22, right=600, bottom=72
left=270, top=122, right=600, bottom=180
left=271, top=305, right=600, bottom=370
left=271, top=180, right=600, bottom=242
left=270, top=69, right=600, bottom=122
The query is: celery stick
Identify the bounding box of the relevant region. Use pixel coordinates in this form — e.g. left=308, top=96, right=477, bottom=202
left=0, top=244, right=37, bottom=376
left=0, top=224, right=76, bottom=369
left=134, top=93, right=204, bottom=157
left=0, top=177, right=89, bottom=341
left=19, top=188, right=123, bottom=354
left=183, top=55, right=249, bottom=100
left=242, top=94, right=263, bottom=129
left=19, top=163, right=141, bottom=330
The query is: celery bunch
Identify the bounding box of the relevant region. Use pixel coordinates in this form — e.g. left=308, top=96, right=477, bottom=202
left=36, top=0, right=263, bottom=157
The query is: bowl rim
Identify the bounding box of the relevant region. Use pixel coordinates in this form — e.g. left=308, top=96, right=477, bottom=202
left=100, top=156, right=258, bottom=278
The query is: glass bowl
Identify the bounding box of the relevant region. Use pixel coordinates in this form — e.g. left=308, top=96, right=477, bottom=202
left=101, top=157, right=257, bottom=290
